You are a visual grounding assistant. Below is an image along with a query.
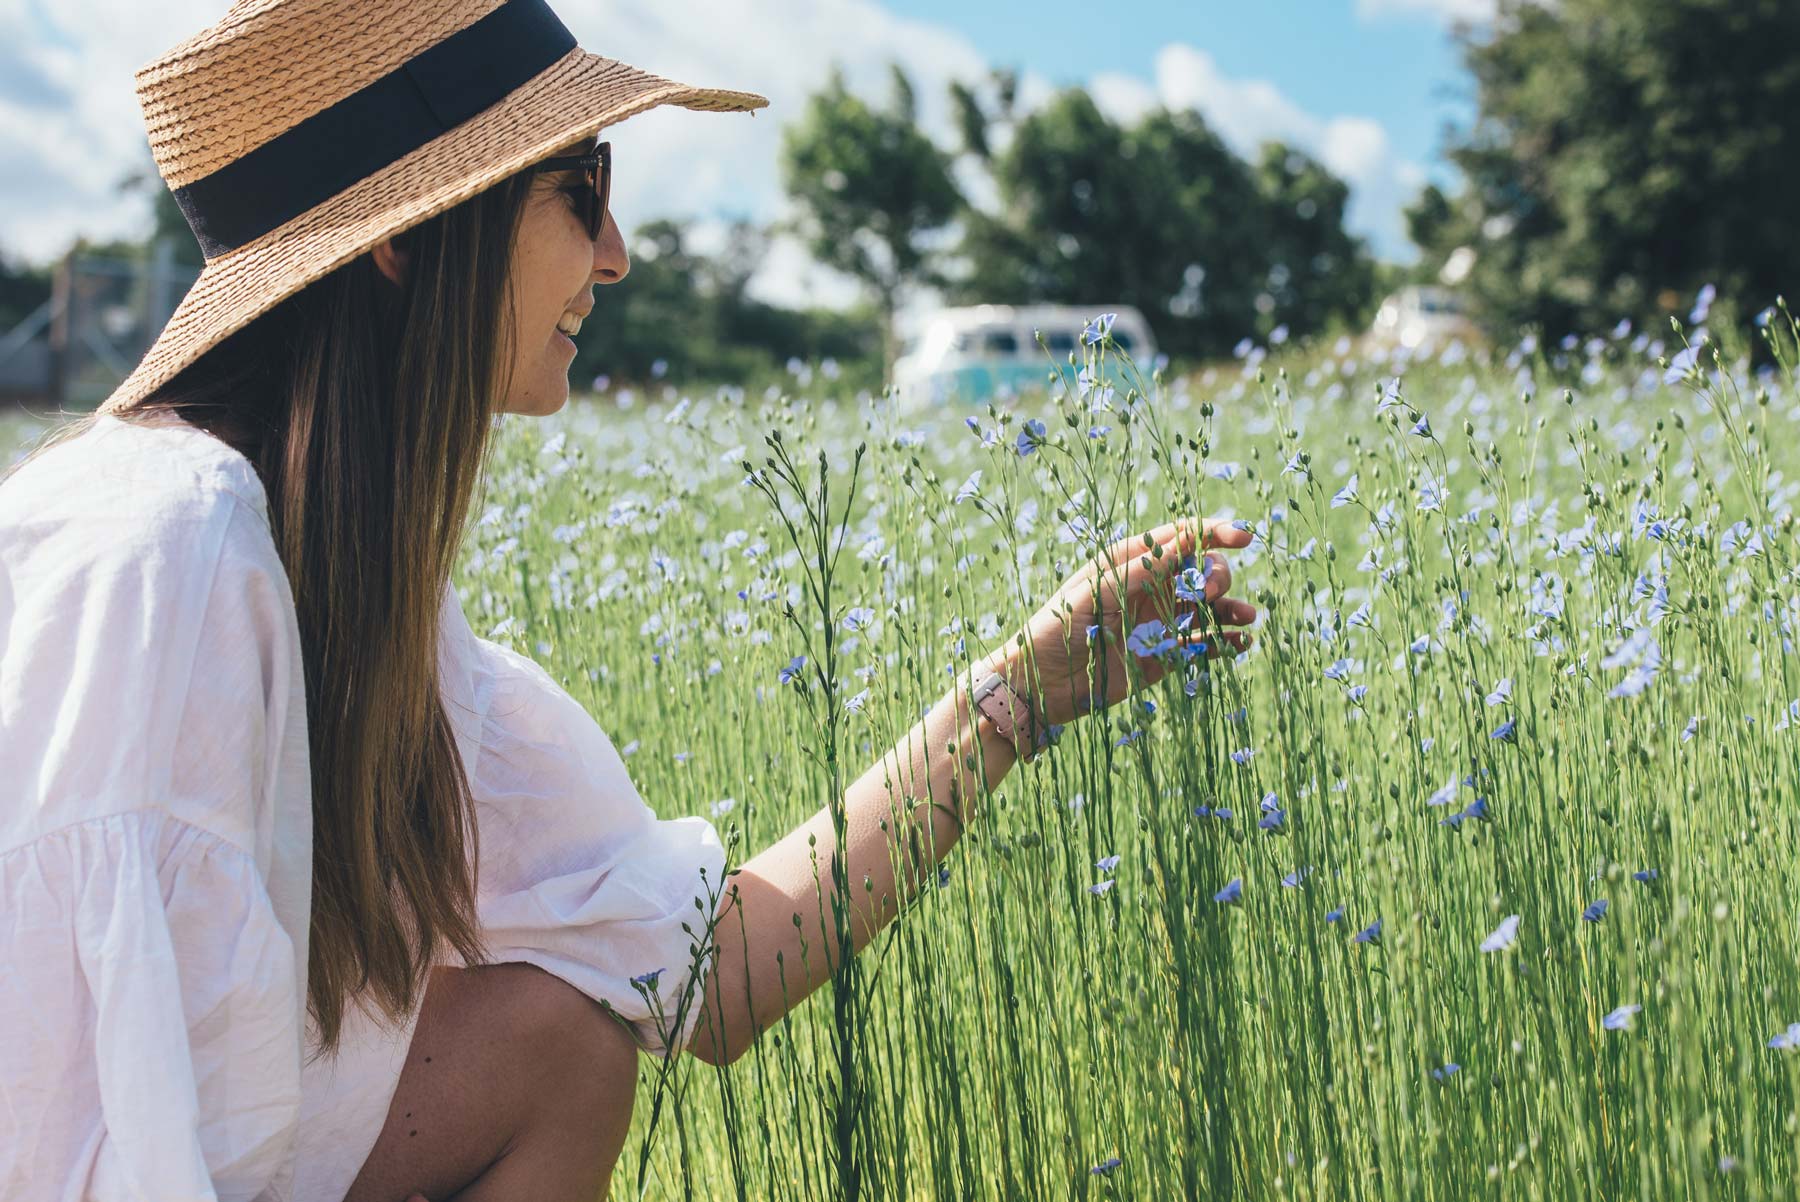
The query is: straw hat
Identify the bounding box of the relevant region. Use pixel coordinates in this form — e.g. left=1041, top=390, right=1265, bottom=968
left=98, top=0, right=767, bottom=414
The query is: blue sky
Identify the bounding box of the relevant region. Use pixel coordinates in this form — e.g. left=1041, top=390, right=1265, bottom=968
left=889, top=0, right=1477, bottom=190
left=1, top=0, right=1491, bottom=311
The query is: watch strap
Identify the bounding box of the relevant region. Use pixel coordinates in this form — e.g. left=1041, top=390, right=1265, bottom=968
left=971, top=670, right=1057, bottom=763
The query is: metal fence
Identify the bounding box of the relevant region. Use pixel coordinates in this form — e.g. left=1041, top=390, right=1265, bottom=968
left=0, top=238, right=198, bottom=408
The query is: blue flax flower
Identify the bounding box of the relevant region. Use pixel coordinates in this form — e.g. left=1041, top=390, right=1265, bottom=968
left=1088, top=879, right=1116, bottom=897
left=1082, top=313, right=1118, bottom=345
left=1230, top=747, right=1255, bottom=765
left=1353, top=919, right=1383, bottom=944
left=1602, top=1004, right=1641, bottom=1031
left=1480, top=914, right=1521, bottom=953
left=1490, top=718, right=1517, bottom=743
left=1331, top=474, right=1360, bottom=509
left=1214, top=877, right=1243, bottom=904
left=778, top=655, right=807, bottom=685
left=1281, top=866, right=1315, bottom=888
left=1015, top=418, right=1047, bottom=457
left=1767, top=1023, right=1800, bottom=1051
left=1582, top=899, right=1609, bottom=923
left=1174, top=564, right=1210, bottom=604
left=1411, top=414, right=1432, bottom=437
left=1096, top=854, right=1121, bottom=873
left=1090, top=1156, right=1122, bottom=1176
left=1127, top=619, right=1177, bottom=659
left=1325, top=906, right=1345, bottom=923
left=1633, top=869, right=1659, bottom=883
left=631, top=967, right=666, bottom=991
left=1431, top=1062, right=1461, bottom=1081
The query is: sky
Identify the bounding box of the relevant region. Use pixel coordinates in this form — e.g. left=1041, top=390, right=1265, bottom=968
left=0, top=0, right=1490, bottom=317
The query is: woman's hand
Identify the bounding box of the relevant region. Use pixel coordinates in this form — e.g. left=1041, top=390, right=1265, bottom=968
left=988, top=516, right=1258, bottom=728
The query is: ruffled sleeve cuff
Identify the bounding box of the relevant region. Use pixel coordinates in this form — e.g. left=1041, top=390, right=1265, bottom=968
left=456, top=633, right=727, bottom=1059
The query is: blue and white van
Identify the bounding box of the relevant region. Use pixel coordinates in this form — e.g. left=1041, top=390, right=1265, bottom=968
left=891, top=304, right=1158, bottom=407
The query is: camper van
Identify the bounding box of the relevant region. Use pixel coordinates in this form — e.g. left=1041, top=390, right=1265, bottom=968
left=891, top=304, right=1158, bottom=407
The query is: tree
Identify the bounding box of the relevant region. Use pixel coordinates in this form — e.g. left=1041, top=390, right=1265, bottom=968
left=1252, top=143, right=1379, bottom=339
left=947, top=87, right=1375, bottom=359
left=581, top=217, right=881, bottom=392
left=1410, top=0, right=1800, bottom=335
left=780, top=65, right=963, bottom=369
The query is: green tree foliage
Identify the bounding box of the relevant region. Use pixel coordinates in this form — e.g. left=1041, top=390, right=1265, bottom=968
left=0, top=248, right=52, bottom=331
left=948, top=87, right=1376, bottom=359
left=581, top=217, right=880, bottom=392
left=780, top=65, right=964, bottom=365
left=1409, top=0, right=1800, bottom=335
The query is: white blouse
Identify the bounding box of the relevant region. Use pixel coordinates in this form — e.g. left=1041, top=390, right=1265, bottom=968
left=0, top=414, right=724, bottom=1202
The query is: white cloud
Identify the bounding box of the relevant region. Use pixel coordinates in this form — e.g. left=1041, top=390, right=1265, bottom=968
left=1, top=0, right=1426, bottom=319
left=1092, top=44, right=1427, bottom=259
left=0, top=0, right=1012, bottom=312
left=1356, top=0, right=1495, bottom=25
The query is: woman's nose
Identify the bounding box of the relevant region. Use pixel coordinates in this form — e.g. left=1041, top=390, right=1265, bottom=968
left=594, top=212, right=629, bottom=284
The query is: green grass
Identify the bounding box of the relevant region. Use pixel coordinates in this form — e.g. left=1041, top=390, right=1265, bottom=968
left=11, top=305, right=1800, bottom=1200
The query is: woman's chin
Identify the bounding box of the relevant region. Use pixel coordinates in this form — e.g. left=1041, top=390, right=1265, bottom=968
left=501, top=373, right=572, bottom=416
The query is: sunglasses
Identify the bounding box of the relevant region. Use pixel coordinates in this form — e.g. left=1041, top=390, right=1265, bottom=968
left=532, top=139, right=612, bottom=241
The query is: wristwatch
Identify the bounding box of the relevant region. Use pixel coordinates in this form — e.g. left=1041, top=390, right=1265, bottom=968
left=970, top=670, right=1059, bottom=763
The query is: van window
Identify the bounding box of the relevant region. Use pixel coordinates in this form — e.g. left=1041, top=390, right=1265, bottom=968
left=1112, top=330, right=1135, bottom=352
left=1042, top=330, right=1076, bottom=353
left=981, top=329, right=1020, bottom=355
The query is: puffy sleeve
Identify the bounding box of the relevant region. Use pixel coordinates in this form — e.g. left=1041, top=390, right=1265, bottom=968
left=0, top=814, right=303, bottom=1201
left=448, top=621, right=725, bottom=1060
left=0, top=469, right=309, bottom=1202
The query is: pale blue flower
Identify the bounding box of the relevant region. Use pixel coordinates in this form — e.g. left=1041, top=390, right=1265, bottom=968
left=1480, top=914, right=1521, bottom=953
left=1602, top=1004, right=1641, bottom=1032
left=1016, top=419, right=1047, bottom=457
left=1690, top=283, right=1716, bottom=324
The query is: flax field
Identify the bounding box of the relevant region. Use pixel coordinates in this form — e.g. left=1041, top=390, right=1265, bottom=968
left=12, top=300, right=1800, bottom=1201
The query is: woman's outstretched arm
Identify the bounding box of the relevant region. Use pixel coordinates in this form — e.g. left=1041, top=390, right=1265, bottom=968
left=685, top=643, right=1021, bottom=1066
left=685, top=517, right=1257, bottom=1066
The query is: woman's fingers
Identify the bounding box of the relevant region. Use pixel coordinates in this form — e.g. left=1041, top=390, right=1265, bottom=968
left=1202, top=552, right=1232, bottom=602
left=1210, top=596, right=1258, bottom=626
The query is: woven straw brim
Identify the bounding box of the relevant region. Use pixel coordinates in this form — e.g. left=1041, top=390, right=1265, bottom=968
left=99, top=47, right=766, bottom=414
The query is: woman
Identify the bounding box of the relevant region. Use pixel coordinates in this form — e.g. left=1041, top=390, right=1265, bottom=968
left=0, top=0, right=1257, bottom=1198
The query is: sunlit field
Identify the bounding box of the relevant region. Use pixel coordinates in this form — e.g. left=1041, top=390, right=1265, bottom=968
left=10, top=303, right=1800, bottom=1201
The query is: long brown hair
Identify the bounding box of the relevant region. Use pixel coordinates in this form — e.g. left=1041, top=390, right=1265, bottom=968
left=109, top=169, right=537, bottom=1052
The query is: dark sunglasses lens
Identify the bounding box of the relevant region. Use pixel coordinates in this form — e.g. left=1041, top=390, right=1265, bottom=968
left=595, top=146, right=611, bottom=240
